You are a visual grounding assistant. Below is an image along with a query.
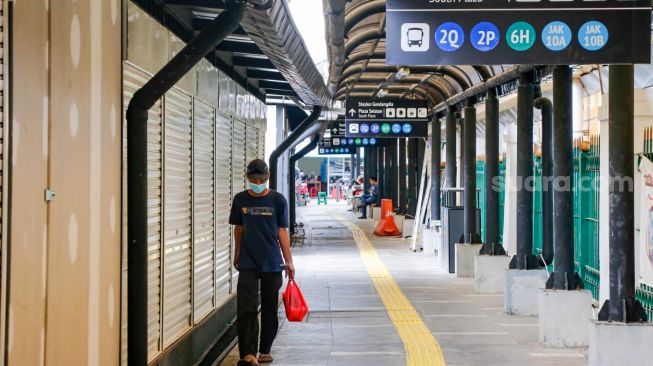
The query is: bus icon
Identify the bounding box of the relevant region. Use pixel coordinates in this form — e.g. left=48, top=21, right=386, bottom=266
left=401, top=23, right=429, bottom=52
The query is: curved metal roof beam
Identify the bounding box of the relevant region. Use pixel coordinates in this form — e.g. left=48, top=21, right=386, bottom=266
left=344, top=0, right=386, bottom=35
left=343, top=49, right=386, bottom=71
left=338, top=63, right=470, bottom=92
left=334, top=77, right=450, bottom=103
left=344, top=28, right=385, bottom=56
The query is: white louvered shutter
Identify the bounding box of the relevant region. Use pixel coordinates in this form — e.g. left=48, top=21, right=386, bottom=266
left=162, top=87, right=193, bottom=347
left=215, top=111, right=232, bottom=304
left=192, top=99, right=215, bottom=323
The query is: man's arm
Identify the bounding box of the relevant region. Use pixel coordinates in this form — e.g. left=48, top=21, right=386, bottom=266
left=278, top=228, right=295, bottom=279
left=233, top=225, right=243, bottom=269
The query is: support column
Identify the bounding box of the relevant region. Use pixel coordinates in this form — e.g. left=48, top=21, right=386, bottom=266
left=408, top=139, right=418, bottom=216
left=445, top=109, right=457, bottom=206
left=535, top=90, right=554, bottom=266
left=389, top=139, right=399, bottom=207
left=547, top=65, right=582, bottom=289
left=377, top=147, right=385, bottom=199
left=598, top=65, right=647, bottom=322
left=463, top=99, right=479, bottom=243
left=432, top=117, right=442, bottom=221
left=481, top=89, right=506, bottom=255
left=510, top=72, right=542, bottom=270
left=384, top=142, right=393, bottom=200
left=399, top=138, right=408, bottom=214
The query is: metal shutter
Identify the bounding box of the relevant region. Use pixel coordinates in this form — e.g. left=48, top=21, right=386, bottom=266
left=122, top=62, right=163, bottom=361
left=192, top=99, right=215, bottom=323
left=163, top=87, right=193, bottom=347
left=245, top=122, right=258, bottom=169
left=232, top=119, right=247, bottom=194
left=215, top=111, right=232, bottom=304
left=258, top=128, right=266, bottom=159
left=231, top=118, right=247, bottom=288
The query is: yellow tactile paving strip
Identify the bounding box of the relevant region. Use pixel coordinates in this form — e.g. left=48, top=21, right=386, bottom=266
left=333, top=214, right=446, bottom=366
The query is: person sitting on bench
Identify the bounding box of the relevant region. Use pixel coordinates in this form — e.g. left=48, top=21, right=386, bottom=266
left=358, top=177, right=379, bottom=219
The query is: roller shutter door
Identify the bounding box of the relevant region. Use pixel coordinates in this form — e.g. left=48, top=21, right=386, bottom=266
left=215, top=111, right=232, bottom=304
left=122, top=62, right=163, bottom=361
left=231, top=118, right=246, bottom=287
left=232, top=119, right=247, bottom=195
left=245, top=123, right=258, bottom=166
left=258, top=128, right=265, bottom=159
left=162, top=87, right=193, bottom=347
left=192, top=100, right=215, bottom=323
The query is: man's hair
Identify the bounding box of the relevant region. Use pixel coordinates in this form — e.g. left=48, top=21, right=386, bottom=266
left=370, top=176, right=377, bottom=182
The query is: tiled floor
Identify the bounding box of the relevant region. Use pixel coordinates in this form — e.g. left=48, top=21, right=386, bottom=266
left=218, top=202, right=587, bottom=366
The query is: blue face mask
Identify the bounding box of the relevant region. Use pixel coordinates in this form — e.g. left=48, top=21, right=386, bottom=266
left=249, top=182, right=267, bottom=194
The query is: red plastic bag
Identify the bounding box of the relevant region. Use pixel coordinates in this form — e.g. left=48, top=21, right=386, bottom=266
left=282, top=280, right=309, bottom=322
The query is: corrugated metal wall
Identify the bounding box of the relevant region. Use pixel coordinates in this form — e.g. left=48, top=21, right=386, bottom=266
left=162, top=87, right=193, bottom=347
left=121, top=61, right=267, bottom=363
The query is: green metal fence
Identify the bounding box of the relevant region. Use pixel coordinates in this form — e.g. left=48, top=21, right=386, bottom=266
left=476, top=160, right=506, bottom=244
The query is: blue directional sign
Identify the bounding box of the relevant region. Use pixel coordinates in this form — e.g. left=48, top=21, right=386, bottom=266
left=578, top=21, right=609, bottom=52
left=542, top=21, right=572, bottom=52
left=386, top=0, right=650, bottom=65
left=470, top=22, right=500, bottom=52
left=435, top=22, right=465, bottom=52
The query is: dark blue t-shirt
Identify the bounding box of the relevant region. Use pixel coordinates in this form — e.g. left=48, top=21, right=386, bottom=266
left=229, top=190, right=289, bottom=273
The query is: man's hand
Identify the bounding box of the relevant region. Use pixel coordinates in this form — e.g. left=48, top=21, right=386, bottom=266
left=233, top=259, right=239, bottom=270
left=284, top=262, right=295, bottom=279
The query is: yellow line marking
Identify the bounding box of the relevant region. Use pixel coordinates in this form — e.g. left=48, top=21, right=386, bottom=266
left=332, top=213, right=446, bottom=366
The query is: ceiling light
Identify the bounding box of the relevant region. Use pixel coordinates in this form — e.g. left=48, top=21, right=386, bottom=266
left=396, top=67, right=411, bottom=80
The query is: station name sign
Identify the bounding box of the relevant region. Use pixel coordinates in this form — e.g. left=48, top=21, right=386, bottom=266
left=386, top=0, right=651, bottom=65
left=345, top=98, right=430, bottom=138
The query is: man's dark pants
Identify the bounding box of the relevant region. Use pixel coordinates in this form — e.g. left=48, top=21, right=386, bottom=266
left=359, top=194, right=378, bottom=218
left=237, top=270, right=283, bottom=358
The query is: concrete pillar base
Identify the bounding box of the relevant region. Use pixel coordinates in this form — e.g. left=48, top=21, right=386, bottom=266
left=372, top=207, right=381, bottom=221
left=474, top=255, right=511, bottom=293
left=504, top=269, right=549, bottom=316
left=539, top=290, right=593, bottom=347
left=590, top=321, right=653, bottom=365
left=402, top=218, right=414, bottom=239
left=456, top=244, right=483, bottom=278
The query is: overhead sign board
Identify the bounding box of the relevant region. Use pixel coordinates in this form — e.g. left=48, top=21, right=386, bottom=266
left=319, top=121, right=384, bottom=155
left=345, top=98, right=430, bottom=138
left=386, top=0, right=651, bottom=65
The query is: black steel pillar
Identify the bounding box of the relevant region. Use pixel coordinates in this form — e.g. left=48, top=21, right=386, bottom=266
left=379, top=147, right=386, bottom=199
left=534, top=92, right=554, bottom=266
left=408, top=139, right=418, bottom=216
left=399, top=138, right=408, bottom=214
left=383, top=143, right=391, bottom=199
left=432, top=117, right=442, bottom=221
left=598, top=65, right=647, bottom=322
left=544, top=65, right=581, bottom=289
left=463, top=99, right=479, bottom=243
left=445, top=109, right=457, bottom=206
left=480, top=89, right=506, bottom=255
left=389, top=139, right=399, bottom=206
left=510, top=72, right=542, bottom=270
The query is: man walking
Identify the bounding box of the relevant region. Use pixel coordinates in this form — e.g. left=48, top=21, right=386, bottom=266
left=358, top=176, right=379, bottom=219
left=229, top=159, right=296, bottom=366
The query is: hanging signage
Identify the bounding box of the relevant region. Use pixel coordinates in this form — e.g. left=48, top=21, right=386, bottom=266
left=318, top=120, right=385, bottom=155
left=345, top=98, right=430, bottom=138
left=386, top=0, right=651, bottom=66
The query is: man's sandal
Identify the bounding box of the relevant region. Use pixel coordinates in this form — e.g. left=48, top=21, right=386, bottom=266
left=258, top=354, right=274, bottom=364
left=237, top=354, right=259, bottom=366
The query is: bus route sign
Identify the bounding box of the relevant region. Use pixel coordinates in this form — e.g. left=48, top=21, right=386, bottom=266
left=386, top=0, right=651, bottom=65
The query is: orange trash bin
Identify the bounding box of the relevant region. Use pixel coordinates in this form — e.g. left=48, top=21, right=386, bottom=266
left=374, top=199, right=401, bottom=236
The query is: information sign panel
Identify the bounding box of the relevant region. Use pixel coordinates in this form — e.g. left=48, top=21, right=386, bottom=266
left=386, top=0, right=651, bottom=65
left=318, top=120, right=385, bottom=155
left=345, top=98, right=430, bottom=138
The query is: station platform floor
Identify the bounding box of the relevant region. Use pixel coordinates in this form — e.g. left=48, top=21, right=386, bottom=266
left=218, top=201, right=588, bottom=366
